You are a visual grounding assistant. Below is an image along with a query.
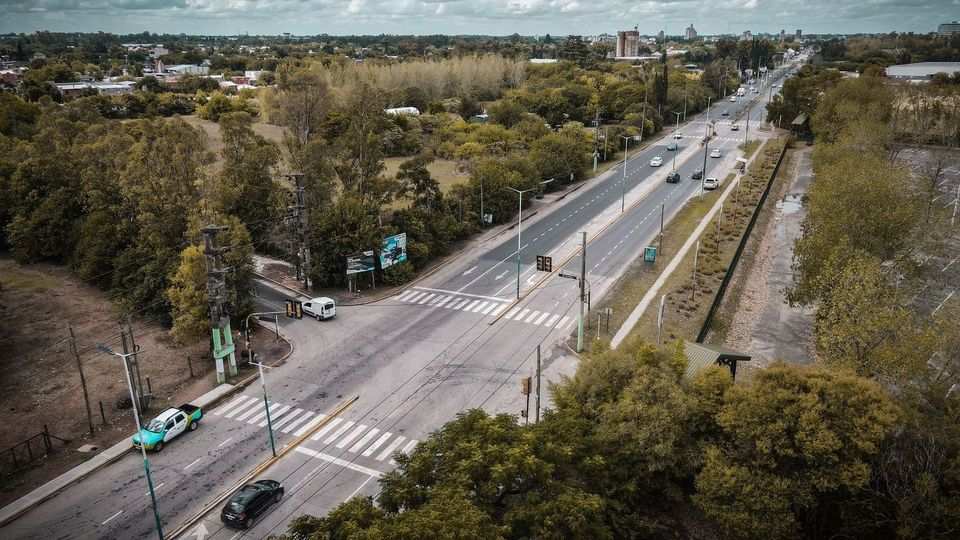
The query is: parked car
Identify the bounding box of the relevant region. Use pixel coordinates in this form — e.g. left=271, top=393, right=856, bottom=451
left=666, top=171, right=681, bottom=183
left=692, top=169, right=703, bottom=180
left=703, top=177, right=719, bottom=190
left=132, top=404, right=202, bottom=452
left=721, top=110, right=730, bottom=117
left=650, top=156, right=663, bottom=167
left=221, top=480, right=284, bottom=529
left=710, top=148, right=722, bottom=158
left=666, top=142, right=678, bottom=151
left=730, top=124, right=740, bottom=131
left=302, top=297, right=336, bottom=320
left=729, top=95, right=737, bottom=102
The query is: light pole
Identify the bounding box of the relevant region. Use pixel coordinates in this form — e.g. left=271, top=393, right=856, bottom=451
left=620, top=134, right=639, bottom=212
left=480, top=178, right=484, bottom=226
left=244, top=311, right=284, bottom=366
left=671, top=111, right=682, bottom=171
left=97, top=344, right=164, bottom=540
left=506, top=177, right=554, bottom=300
left=251, top=361, right=277, bottom=457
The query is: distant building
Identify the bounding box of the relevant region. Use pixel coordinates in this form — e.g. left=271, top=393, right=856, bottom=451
left=657, top=30, right=665, bottom=42
left=166, top=64, right=208, bottom=76
left=685, top=24, right=698, bottom=41
left=740, top=30, right=752, bottom=41
left=384, top=106, right=420, bottom=116
left=244, top=70, right=265, bottom=82
left=795, top=29, right=802, bottom=41
left=54, top=81, right=135, bottom=99
left=939, top=21, right=960, bottom=36
left=0, top=69, right=20, bottom=86
left=616, top=27, right=641, bottom=57
left=780, top=29, right=786, bottom=42
left=886, top=62, right=960, bottom=82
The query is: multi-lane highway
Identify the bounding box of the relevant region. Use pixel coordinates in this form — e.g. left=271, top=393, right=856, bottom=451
left=0, top=62, right=795, bottom=540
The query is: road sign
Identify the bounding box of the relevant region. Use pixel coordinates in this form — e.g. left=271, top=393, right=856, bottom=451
left=536, top=255, right=553, bottom=272
left=644, top=246, right=658, bottom=263
left=521, top=376, right=532, bottom=395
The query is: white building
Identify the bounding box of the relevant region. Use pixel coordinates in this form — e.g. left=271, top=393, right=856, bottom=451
left=166, top=64, right=209, bottom=76
left=384, top=107, right=420, bottom=116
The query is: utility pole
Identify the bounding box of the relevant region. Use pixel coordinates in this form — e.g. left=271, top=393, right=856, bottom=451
left=671, top=112, right=681, bottom=171
left=480, top=178, right=484, bottom=226
left=120, top=323, right=146, bottom=415
left=577, top=232, right=587, bottom=353
left=69, top=326, right=94, bottom=437
left=701, top=126, right=710, bottom=200
left=639, top=85, right=648, bottom=144
left=203, top=225, right=237, bottom=383
left=683, top=79, right=688, bottom=121
left=659, top=203, right=665, bottom=250
left=745, top=104, right=751, bottom=146
left=535, top=345, right=541, bottom=424
left=287, top=173, right=309, bottom=290
left=252, top=361, right=277, bottom=457
left=656, top=294, right=666, bottom=345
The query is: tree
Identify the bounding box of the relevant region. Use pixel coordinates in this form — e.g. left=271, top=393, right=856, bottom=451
left=396, top=155, right=439, bottom=209
left=487, top=99, right=526, bottom=128
left=167, top=245, right=208, bottom=344
left=267, top=61, right=332, bottom=146
left=694, top=364, right=899, bottom=540
left=529, top=132, right=587, bottom=186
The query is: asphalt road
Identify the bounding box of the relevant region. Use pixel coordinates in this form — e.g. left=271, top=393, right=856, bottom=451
left=0, top=63, right=796, bottom=540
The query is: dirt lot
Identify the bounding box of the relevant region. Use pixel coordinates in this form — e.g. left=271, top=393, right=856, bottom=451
left=0, top=256, right=288, bottom=506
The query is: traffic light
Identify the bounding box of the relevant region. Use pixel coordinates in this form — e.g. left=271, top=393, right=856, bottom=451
left=285, top=299, right=303, bottom=319
left=535, top=255, right=552, bottom=272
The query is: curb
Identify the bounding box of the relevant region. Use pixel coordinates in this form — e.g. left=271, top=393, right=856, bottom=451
left=0, top=324, right=294, bottom=529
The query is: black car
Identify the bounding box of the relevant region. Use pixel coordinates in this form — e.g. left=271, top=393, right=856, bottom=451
left=721, top=110, right=729, bottom=116
left=221, top=480, right=284, bottom=529
left=666, top=171, right=681, bottom=183
left=692, top=169, right=703, bottom=180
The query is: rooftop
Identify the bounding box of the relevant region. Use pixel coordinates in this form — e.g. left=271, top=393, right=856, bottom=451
left=886, top=62, right=960, bottom=80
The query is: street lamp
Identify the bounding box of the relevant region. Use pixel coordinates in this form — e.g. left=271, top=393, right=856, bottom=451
left=506, top=177, right=554, bottom=300
left=251, top=361, right=277, bottom=457
left=620, top=134, right=640, bottom=212
left=671, top=111, right=682, bottom=171
left=97, top=344, right=164, bottom=540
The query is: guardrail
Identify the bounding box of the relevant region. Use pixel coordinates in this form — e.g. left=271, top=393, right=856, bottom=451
left=696, top=140, right=789, bottom=343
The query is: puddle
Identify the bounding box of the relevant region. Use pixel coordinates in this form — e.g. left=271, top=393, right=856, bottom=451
left=778, top=193, right=803, bottom=215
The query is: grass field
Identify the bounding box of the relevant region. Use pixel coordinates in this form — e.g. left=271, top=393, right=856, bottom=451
left=383, top=157, right=466, bottom=193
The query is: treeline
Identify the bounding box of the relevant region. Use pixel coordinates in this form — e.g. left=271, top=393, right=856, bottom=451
left=816, top=33, right=960, bottom=73
left=0, top=93, right=282, bottom=343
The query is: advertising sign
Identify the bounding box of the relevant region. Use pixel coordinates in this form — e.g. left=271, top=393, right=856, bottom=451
left=644, top=246, right=658, bottom=263
left=379, top=233, right=407, bottom=269
left=346, top=251, right=376, bottom=275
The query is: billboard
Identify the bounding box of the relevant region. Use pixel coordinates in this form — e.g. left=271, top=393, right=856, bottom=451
left=379, top=233, right=407, bottom=269
left=346, top=251, right=376, bottom=275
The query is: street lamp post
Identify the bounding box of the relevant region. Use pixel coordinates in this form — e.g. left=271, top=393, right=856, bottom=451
left=97, top=344, right=164, bottom=540
left=251, top=361, right=277, bottom=457
left=671, top=111, right=682, bottom=171
left=244, top=311, right=284, bottom=366
left=620, top=134, right=639, bottom=212
left=506, top=177, right=554, bottom=300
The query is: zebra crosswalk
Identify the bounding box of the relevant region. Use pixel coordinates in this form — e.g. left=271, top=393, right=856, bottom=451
left=210, top=395, right=417, bottom=465
left=395, top=287, right=574, bottom=331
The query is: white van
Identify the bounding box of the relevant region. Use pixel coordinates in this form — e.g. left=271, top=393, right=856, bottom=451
left=737, top=87, right=746, bottom=97
left=302, top=297, right=336, bottom=321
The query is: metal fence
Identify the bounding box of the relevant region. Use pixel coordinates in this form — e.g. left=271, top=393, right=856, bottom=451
left=1, top=426, right=70, bottom=476
left=697, top=141, right=790, bottom=343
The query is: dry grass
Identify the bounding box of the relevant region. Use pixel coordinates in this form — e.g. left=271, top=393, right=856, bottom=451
left=383, top=157, right=466, bottom=194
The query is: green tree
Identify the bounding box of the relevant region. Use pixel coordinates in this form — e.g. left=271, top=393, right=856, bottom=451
left=396, top=155, right=440, bottom=209
left=487, top=99, right=526, bottom=128
left=166, top=245, right=208, bottom=345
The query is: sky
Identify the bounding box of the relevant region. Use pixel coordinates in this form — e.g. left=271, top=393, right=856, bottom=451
left=0, top=0, right=956, bottom=36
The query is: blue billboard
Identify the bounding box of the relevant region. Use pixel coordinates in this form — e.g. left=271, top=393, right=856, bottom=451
left=380, top=233, right=407, bottom=269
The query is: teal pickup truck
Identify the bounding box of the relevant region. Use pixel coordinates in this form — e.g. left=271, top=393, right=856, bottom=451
left=132, top=404, right=202, bottom=452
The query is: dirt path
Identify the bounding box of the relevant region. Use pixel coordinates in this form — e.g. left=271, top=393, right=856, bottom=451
left=722, top=146, right=816, bottom=374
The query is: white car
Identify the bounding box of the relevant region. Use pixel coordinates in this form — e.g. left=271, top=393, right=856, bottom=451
left=650, top=156, right=663, bottom=167
left=710, top=148, right=722, bottom=158
left=673, top=132, right=683, bottom=139
left=302, top=297, right=337, bottom=320
left=703, top=177, right=719, bottom=190
left=729, top=96, right=737, bottom=102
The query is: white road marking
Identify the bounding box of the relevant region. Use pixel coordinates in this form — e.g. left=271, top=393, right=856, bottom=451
left=259, top=404, right=292, bottom=427
left=376, top=435, right=406, bottom=461
left=291, top=462, right=325, bottom=492
left=489, top=303, right=508, bottom=317
left=533, top=312, right=550, bottom=325
left=345, top=476, right=375, bottom=502
left=336, top=424, right=369, bottom=449
left=435, top=295, right=451, bottom=307
left=471, top=301, right=490, bottom=313
left=516, top=308, right=531, bottom=321
left=933, top=290, right=956, bottom=315
left=463, top=300, right=480, bottom=312
left=282, top=411, right=316, bottom=434
left=247, top=401, right=282, bottom=425
left=349, top=428, right=381, bottom=453
left=212, top=395, right=249, bottom=416
left=504, top=306, right=521, bottom=319
left=235, top=401, right=266, bottom=422
left=546, top=314, right=560, bottom=326
left=324, top=420, right=356, bottom=444
left=481, top=302, right=499, bottom=315
left=101, top=510, right=123, bottom=525
left=462, top=265, right=478, bottom=276
left=222, top=397, right=258, bottom=419
left=311, top=417, right=343, bottom=441
left=405, top=291, right=427, bottom=303
left=942, top=256, right=959, bottom=272
left=217, top=437, right=233, bottom=448
left=270, top=407, right=304, bottom=430
left=295, top=447, right=383, bottom=478
left=414, top=286, right=510, bottom=303
left=524, top=310, right=541, bottom=323
left=145, top=482, right=165, bottom=497
left=396, top=290, right=415, bottom=301
left=292, top=413, right=325, bottom=437
left=558, top=315, right=571, bottom=329
left=184, top=457, right=202, bottom=471
left=363, top=432, right=393, bottom=457
left=495, top=270, right=509, bottom=280
left=417, top=293, right=436, bottom=305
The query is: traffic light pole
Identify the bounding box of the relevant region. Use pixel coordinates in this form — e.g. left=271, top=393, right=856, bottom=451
left=244, top=311, right=285, bottom=366
left=577, top=232, right=587, bottom=353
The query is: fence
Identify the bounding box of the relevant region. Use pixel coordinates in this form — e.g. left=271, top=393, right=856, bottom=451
left=696, top=141, right=790, bottom=343
left=1, top=426, right=71, bottom=476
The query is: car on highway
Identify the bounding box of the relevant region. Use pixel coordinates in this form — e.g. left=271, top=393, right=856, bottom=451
left=221, top=480, right=284, bottom=529
left=302, top=297, right=336, bottom=320
left=132, top=404, right=202, bottom=452
left=673, top=132, right=683, bottom=139
left=666, top=171, right=681, bottom=183
left=729, top=95, right=736, bottom=102
left=650, top=156, right=663, bottom=167
left=666, top=142, right=678, bottom=151
left=703, top=177, right=719, bottom=190
left=730, top=124, right=740, bottom=131
left=691, top=169, right=703, bottom=180
left=710, top=148, right=722, bottom=158
left=721, top=110, right=729, bottom=116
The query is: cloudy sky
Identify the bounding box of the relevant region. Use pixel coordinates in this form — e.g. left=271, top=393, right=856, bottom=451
left=0, top=0, right=955, bottom=36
